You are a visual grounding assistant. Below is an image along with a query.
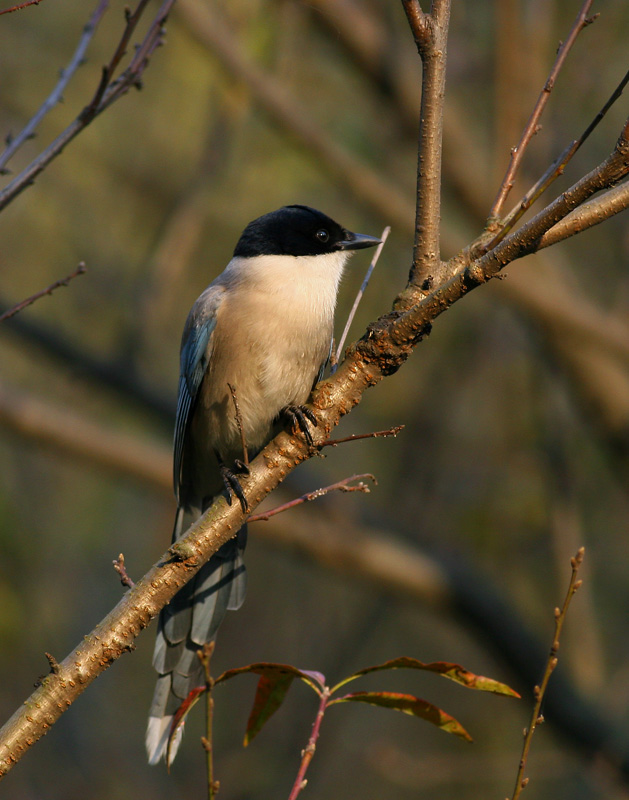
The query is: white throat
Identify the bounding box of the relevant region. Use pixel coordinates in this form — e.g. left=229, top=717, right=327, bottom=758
left=224, top=251, right=350, bottom=320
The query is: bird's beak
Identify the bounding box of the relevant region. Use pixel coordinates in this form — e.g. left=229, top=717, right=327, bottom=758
left=336, top=231, right=382, bottom=251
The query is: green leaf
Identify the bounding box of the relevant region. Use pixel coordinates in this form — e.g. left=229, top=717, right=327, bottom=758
left=243, top=672, right=295, bottom=746
left=331, top=657, right=519, bottom=697
left=167, top=686, right=206, bottom=769
left=328, top=691, right=473, bottom=742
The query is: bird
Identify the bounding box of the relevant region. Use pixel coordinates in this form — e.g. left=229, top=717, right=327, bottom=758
left=146, top=204, right=381, bottom=765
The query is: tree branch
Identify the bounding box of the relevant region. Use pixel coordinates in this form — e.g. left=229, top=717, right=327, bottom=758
left=0, top=263, right=86, bottom=323
left=248, top=474, right=376, bottom=522
left=2, top=0, right=629, bottom=779
left=488, top=0, right=597, bottom=221
left=1, top=383, right=629, bottom=780
left=484, top=66, right=629, bottom=252
left=0, top=0, right=44, bottom=16
left=538, top=179, right=629, bottom=249
left=0, top=0, right=175, bottom=213
left=402, top=0, right=451, bottom=289
left=0, top=0, right=108, bottom=173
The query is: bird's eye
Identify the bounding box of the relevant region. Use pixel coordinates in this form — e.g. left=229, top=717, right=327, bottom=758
left=315, top=229, right=330, bottom=243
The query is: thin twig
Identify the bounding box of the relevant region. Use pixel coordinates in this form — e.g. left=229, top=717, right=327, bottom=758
left=332, top=226, right=390, bottom=371
left=488, top=0, right=597, bottom=221
left=199, top=643, right=218, bottom=800
left=249, top=474, right=376, bottom=523
left=484, top=66, right=629, bottom=251
left=228, top=383, right=249, bottom=466
left=287, top=686, right=330, bottom=800
left=112, top=554, right=135, bottom=589
left=509, top=547, right=584, bottom=800
left=82, top=0, right=151, bottom=119
left=320, top=425, right=404, bottom=447
left=0, top=0, right=43, bottom=17
left=0, top=0, right=174, bottom=213
left=0, top=0, right=108, bottom=174
left=0, top=263, right=86, bottom=323
left=469, top=116, right=629, bottom=279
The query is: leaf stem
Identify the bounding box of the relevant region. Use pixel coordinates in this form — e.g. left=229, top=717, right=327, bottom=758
left=200, top=644, right=218, bottom=800
left=287, top=686, right=330, bottom=800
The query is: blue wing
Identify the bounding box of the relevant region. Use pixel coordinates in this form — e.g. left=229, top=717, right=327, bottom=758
left=173, top=285, right=225, bottom=500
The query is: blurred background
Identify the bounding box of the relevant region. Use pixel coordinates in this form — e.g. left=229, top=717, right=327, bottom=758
left=1, top=0, right=629, bottom=797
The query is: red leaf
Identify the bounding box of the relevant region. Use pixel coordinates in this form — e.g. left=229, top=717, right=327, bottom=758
left=215, top=662, right=325, bottom=693
left=213, top=662, right=325, bottom=746
left=328, top=691, right=473, bottom=742
left=333, top=657, right=519, bottom=697
left=243, top=672, right=295, bottom=746
left=167, top=686, right=206, bottom=767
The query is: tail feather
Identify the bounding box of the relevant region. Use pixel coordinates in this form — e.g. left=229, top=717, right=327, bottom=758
left=146, top=514, right=247, bottom=766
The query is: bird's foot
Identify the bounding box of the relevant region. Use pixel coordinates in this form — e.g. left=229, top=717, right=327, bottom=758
left=220, top=460, right=250, bottom=513
left=282, top=405, right=318, bottom=447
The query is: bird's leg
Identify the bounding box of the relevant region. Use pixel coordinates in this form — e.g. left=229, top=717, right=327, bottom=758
left=216, top=450, right=250, bottom=513
left=281, top=405, right=318, bottom=447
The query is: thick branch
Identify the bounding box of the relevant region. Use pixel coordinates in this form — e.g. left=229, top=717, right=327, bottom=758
left=0, top=346, right=391, bottom=774
left=3, top=381, right=629, bottom=780
left=402, top=0, right=451, bottom=288
left=538, top=179, right=629, bottom=249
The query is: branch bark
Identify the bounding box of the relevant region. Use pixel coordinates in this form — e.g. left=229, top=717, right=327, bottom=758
left=402, top=0, right=451, bottom=289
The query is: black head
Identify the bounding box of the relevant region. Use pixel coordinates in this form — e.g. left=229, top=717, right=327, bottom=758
left=233, top=205, right=381, bottom=258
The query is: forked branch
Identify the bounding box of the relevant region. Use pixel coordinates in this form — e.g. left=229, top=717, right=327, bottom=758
left=0, top=0, right=175, bottom=213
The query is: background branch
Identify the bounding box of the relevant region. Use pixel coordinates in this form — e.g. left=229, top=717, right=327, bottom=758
left=0, top=263, right=86, bottom=323
left=0, top=0, right=107, bottom=173
left=0, top=0, right=175, bottom=213
left=488, top=0, right=597, bottom=221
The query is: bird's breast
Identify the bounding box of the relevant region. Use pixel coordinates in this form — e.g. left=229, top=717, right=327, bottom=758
left=196, top=270, right=337, bottom=459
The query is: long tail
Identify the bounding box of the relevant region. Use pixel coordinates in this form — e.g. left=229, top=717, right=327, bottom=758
left=146, top=506, right=247, bottom=766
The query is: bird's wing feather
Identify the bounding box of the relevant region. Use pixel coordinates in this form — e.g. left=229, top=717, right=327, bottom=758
left=173, top=285, right=225, bottom=500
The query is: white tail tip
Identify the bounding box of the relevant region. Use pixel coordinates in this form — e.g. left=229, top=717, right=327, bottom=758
left=146, top=715, right=184, bottom=767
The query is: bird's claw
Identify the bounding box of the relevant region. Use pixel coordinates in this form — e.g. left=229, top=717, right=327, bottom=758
left=282, top=404, right=318, bottom=447
left=220, top=462, right=249, bottom=513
